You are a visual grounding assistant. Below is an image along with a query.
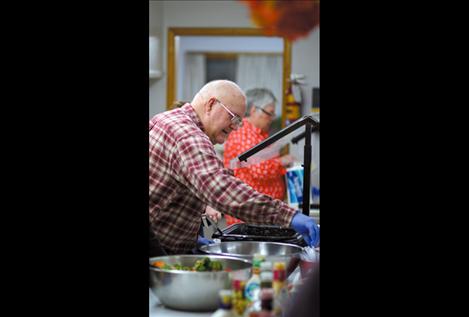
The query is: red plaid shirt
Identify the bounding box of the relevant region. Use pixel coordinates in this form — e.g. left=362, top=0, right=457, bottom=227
left=149, top=104, right=295, bottom=254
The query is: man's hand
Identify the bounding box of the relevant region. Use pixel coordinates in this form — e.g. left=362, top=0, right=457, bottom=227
left=290, top=213, right=320, bottom=247
left=204, top=205, right=222, bottom=222
left=197, top=235, right=215, bottom=246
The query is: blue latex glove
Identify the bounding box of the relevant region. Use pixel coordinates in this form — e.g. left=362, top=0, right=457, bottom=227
left=197, top=235, right=214, bottom=246
left=291, top=213, right=320, bottom=247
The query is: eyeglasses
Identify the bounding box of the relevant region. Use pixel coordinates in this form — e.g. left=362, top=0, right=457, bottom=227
left=256, top=107, right=276, bottom=118
left=216, top=99, right=243, bottom=128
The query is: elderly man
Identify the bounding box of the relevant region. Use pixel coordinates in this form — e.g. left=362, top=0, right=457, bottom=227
left=149, top=80, right=319, bottom=255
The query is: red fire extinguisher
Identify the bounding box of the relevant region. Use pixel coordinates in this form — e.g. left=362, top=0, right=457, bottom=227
left=285, top=79, right=302, bottom=126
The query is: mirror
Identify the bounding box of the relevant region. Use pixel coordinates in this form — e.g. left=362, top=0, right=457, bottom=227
left=167, top=28, right=291, bottom=130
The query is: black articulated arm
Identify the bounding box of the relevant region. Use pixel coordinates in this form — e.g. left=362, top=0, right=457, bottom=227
left=236, top=116, right=319, bottom=216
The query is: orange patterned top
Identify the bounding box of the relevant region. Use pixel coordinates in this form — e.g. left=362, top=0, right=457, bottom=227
left=223, top=119, right=287, bottom=226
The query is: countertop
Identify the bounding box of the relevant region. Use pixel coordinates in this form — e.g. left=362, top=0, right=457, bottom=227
left=151, top=212, right=319, bottom=317
left=150, top=289, right=213, bottom=317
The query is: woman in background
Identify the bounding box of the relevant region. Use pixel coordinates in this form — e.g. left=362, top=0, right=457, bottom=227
left=223, top=88, right=295, bottom=226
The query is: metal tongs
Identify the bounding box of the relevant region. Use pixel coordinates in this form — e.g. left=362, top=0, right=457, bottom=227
left=201, top=214, right=224, bottom=237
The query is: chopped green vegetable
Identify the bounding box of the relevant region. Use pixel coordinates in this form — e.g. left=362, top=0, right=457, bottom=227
left=209, top=260, right=223, bottom=271
left=153, top=257, right=224, bottom=272
left=162, top=263, right=172, bottom=270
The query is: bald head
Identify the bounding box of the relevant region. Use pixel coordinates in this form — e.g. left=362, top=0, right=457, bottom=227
left=191, top=80, right=247, bottom=144
left=192, top=80, right=246, bottom=108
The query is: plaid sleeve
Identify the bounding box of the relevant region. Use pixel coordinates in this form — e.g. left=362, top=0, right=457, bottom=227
left=174, top=133, right=295, bottom=227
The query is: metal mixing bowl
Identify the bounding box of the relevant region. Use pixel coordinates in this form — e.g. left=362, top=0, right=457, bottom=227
left=199, top=241, right=304, bottom=264
left=149, top=254, right=252, bottom=311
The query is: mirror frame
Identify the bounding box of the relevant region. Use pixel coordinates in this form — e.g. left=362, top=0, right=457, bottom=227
left=167, top=27, right=292, bottom=128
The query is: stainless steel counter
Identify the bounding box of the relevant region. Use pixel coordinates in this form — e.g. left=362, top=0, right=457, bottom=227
left=149, top=288, right=213, bottom=317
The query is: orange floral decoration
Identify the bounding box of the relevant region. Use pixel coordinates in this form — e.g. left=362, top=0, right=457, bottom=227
left=240, top=0, right=320, bottom=41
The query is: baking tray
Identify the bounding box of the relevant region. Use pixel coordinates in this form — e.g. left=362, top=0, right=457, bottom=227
left=212, top=223, right=306, bottom=247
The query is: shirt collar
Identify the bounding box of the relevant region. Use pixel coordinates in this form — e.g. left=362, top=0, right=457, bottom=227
left=182, top=103, right=205, bottom=132
left=243, top=118, right=268, bottom=137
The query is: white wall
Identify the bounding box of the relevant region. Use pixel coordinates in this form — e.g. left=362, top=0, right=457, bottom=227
left=292, top=29, right=320, bottom=115
left=149, top=0, right=253, bottom=117
left=149, top=1, right=165, bottom=117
